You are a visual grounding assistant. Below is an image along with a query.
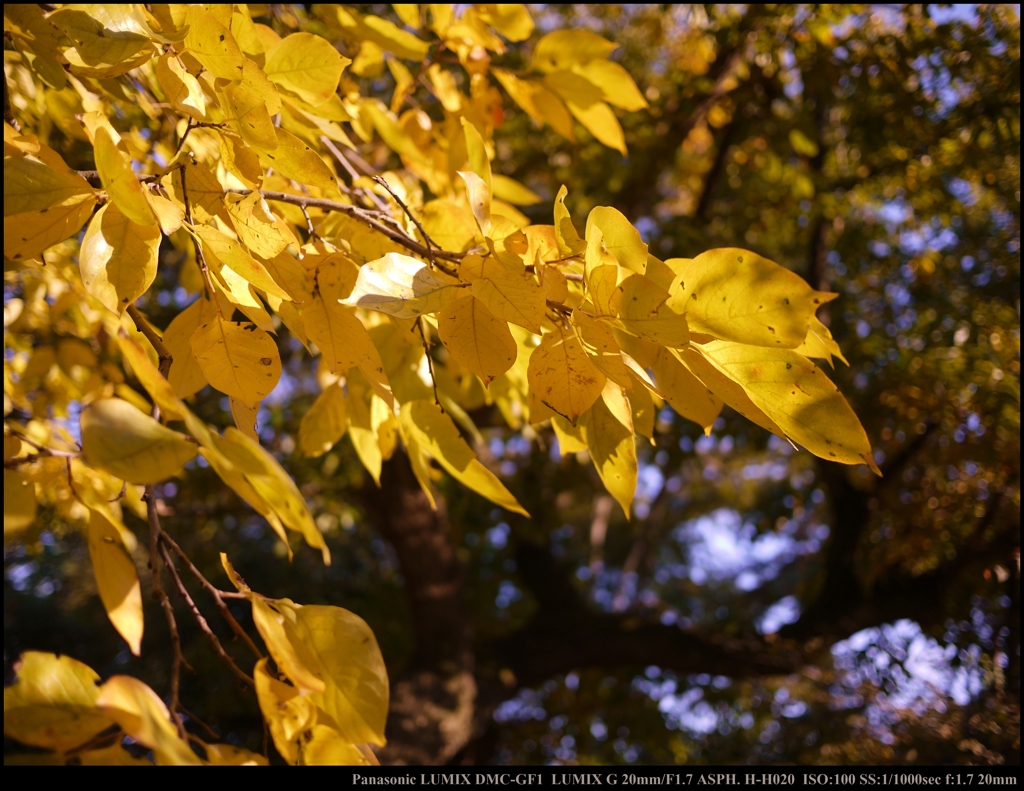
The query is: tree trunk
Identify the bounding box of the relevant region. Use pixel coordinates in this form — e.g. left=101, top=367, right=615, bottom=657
left=361, top=451, right=476, bottom=765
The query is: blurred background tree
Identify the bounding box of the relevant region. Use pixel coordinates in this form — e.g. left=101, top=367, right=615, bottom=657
left=5, top=3, right=1019, bottom=765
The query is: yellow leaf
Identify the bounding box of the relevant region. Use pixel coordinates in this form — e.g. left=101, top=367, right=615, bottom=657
left=250, top=598, right=327, bottom=695
left=224, top=78, right=278, bottom=151
left=458, top=170, right=491, bottom=237
left=76, top=743, right=153, bottom=765
left=49, top=8, right=154, bottom=77
left=80, top=202, right=161, bottom=315
left=3, top=651, right=113, bottom=753
left=612, top=274, right=690, bottom=348
left=491, top=173, right=541, bottom=206
left=81, top=398, right=197, bottom=484
left=187, top=417, right=292, bottom=557
left=4, top=192, right=96, bottom=261
left=213, top=262, right=274, bottom=332
left=527, top=327, right=606, bottom=424
left=116, top=331, right=184, bottom=421
left=675, top=345, right=786, bottom=438
left=567, top=99, right=626, bottom=155
left=263, top=249, right=313, bottom=302
left=462, top=254, right=545, bottom=333
left=323, top=6, right=429, bottom=60
left=492, top=69, right=576, bottom=141
left=87, top=507, right=143, bottom=656
left=163, top=158, right=223, bottom=223
left=302, top=725, right=373, bottom=765
left=630, top=380, right=656, bottom=439
left=697, top=341, right=879, bottom=473
left=793, top=315, right=849, bottom=367
left=531, top=29, right=619, bottom=73
left=290, top=604, right=390, bottom=746
left=393, top=4, right=422, bottom=29
left=218, top=131, right=264, bottom=189
left=437, top=294, right=516, bottom=385
left=553, top=184, right=585, bottom=256
left=303, top=296, right=393, bottom=407
left=257, top=128, right=336, bottom=193
left=214, top=429, right=332, bottom=562
left=225, top=192, right=291, bottom=259
left=572, top=60, right=648, bottom=111
left=183, top=6, right=245, bottom=80
left=264, top=32, right=349, bottom=107
left=552, top=415, right=587, bottom=454
left=202, top=742, right=269, bottom=766
left=299, top=383, right=347, bottom=457
left=584, top=388, right=637, bottom=518
left=478, top=4, right=534, bottom=41
left=4, top=470, right=36, bottom=535
left=342, top=252, right=461, bottom=318
left=572, top=310, right=633, bottom=390
left=229, top=396, right=260, bottom=443
left=155, top=53, right=206, bottom=120
left=668, top=248, right=838, bottom=348
left=94, top=127, right=155, bottom=227
left=163, top=297, right=213, bottom=399
left=253, top=658, right=316, bottom=764
left=144, top=191, right=184, bottom=235
left=586, top=207, right=647, bottom=274
left=193, top=224, right=291, bottom=301
left=461, top=117, right=491, bottom=192
left=400, top=401, right=529, bottom=516
left=97, top=675, right=200, bottom=765
left=420, top=199, right=478, bottom=252
left=651, top=348, right=722, bottom=435
left=346, top=368, right=395, bottom=486
left=190, top=316, right=282, bottom=407
left=587, top=264, right=620, bottom=317
left=3, top=154, right=95, bottom=216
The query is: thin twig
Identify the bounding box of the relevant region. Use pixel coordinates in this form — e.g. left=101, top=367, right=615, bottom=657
left=179, top=161, right=219, bottom=305
left=178, top=704, right=221, bottom=741
left=174, top=119, right=196, bottom=159
left=4, top=447, right=81, bottom=468
left=145, top=484, right=188, bottom=739
left=416, top=317, right=442, bottom=411
left=127, top=305, right=173, bottom=377
left=373, top=175, right=439, bottom=269
left=160, top=531, right=263, bottom=658
left=227, top=188, right=466, bottom=263
left=318, top=135, right=391, bottom=213
left=109, top=481, right=128, bottom=502
left=159, top=543, right=256, bottom=688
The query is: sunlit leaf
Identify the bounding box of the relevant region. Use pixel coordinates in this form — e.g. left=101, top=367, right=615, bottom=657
left=87, top=507, right=143, bottom=656
left=191, top=316, right=281, bottom=407
left=400, top=400, right=529, bottom=516
left=299, top=383, right=348, bottom=457
left=668, top=248, right=837, bottom=348
left=264, top=32, right=349, bottom=107
left=437, top=294, right=516, bottom=385
left=80, top=397, right=197, bottom=484
left=527, top=327, right=606, bottom=424
left=79, top=202, right=160, bottom=315
left=3, top=652, right=112, bottom=753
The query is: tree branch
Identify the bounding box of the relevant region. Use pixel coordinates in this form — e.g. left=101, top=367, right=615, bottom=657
left=159, top=542, right=256, bottom=688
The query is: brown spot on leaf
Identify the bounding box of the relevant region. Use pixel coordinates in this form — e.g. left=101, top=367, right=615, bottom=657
left=260, top=357, right=272, bottom=365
